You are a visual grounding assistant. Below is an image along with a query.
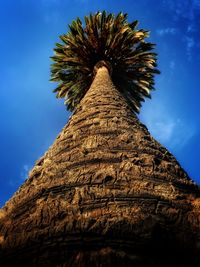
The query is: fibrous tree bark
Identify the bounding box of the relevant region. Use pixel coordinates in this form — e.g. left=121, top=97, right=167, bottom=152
left=0, top=66, right=200, bottom=266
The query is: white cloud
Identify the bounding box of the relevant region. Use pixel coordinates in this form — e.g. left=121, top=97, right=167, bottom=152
left=171, top=119, right=196, bottom=148
left=151, top=120, right=175, bottom=143
left=162, top=0, right=199, bottom=61
left=184, top=36, right=195, bottom=61
left=8, top=180, right=17, bottom=187
left=20, top=164, right=31, bottom=181
left=162, top=0, right=199, bottom=20
left=192, top=0, right=200, bottom=9
left=140, top=103, right=196, bottom=150
left=44, top=12, right=59, bottom=24
left=169, top=60, right=175, bottom=70
left=187, top=24, right=196, bottom=33
left=157, top=28, right=177, bottom=36
left=8, top=164, right=31, bottom=187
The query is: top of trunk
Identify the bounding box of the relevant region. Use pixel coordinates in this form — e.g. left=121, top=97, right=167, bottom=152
left=93, top=61, right=113, bottom=76
left=0, top=67, right=200, bottom=266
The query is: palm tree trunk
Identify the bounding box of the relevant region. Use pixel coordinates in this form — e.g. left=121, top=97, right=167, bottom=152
left=0, top=66, right=200, bottom=266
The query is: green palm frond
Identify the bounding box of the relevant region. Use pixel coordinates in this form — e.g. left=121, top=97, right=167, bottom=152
left=50, top=11, right=160, bottom=112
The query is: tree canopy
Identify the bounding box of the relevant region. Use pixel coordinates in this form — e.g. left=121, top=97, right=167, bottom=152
left=51, top=11, right=160, bottom=112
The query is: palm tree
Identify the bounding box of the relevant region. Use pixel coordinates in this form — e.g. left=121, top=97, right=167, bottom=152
left=0, top=11, right=200, bottom=267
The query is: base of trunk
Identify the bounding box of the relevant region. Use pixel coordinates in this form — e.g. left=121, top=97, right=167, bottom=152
left=1, top=237, right=199, bottom=267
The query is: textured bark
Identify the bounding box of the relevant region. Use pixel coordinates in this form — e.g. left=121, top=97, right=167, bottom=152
left=0, top=67, right=200, bottom=266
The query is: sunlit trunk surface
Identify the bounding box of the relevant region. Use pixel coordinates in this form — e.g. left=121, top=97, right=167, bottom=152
left=0, top=66, right=200, bottom=266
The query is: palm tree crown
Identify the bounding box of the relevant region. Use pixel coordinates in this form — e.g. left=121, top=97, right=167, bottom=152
left=51, top=11, right=160, bottom=112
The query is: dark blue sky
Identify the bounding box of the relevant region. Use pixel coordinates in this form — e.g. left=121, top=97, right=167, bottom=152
left=0, top=0, right=200, bottom=207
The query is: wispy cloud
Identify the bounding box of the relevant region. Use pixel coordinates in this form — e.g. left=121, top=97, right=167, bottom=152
left=184, top=36, right=195, bottom=61
left=8, top=164, right=31, bottom=188
left=193, top=0, right=200, bottom=9
left=187, top=24, right=197, bottom=33
left=8, top=180, right=17, bottom=187
left=151, top=120, right=175, bottom=143
left=162, top=0, right=200, bottom=60
left=20, top=164, right=31, bottom=181
left=44, top=12, right=59, bottom=24
left=169, top=61, right=175, bottom=70
left=156, top=27, right=177, bottom=36
left=140, top=103, right=196, bottom=150
left=162, top=0, right=200, bottom=20
left=169, top=60, right=175, bottom=77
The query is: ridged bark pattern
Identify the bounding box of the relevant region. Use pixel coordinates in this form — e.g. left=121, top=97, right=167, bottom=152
left=0, top=67, right=200, bottom=266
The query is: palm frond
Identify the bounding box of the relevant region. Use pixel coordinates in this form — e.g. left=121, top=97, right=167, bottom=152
left=50, top=11, right=160, bottom=112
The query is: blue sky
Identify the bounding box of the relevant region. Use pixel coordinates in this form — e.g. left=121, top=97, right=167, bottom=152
left=0, top=0, right=200, bottom=207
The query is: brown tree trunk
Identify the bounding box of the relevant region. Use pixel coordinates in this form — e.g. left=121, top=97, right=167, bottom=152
left=0, top=66, right=200, bottom=266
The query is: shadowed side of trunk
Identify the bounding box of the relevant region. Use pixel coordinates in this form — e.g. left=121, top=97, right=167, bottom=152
left=0, top=66, right=200, bottom=266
